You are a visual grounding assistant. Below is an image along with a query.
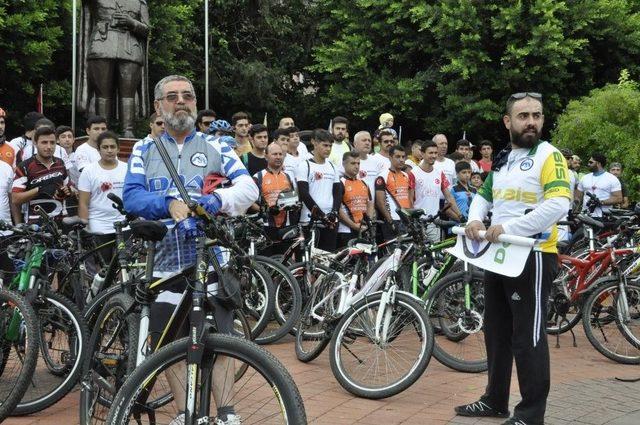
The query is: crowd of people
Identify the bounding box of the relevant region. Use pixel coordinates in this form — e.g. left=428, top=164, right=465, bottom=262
left=0, top=84, right=632, bottom=425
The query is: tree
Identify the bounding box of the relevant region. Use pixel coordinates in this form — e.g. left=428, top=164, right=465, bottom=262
left=310, top=0, right=640, bottom=146
left=553, top=70, right=640, bottom=197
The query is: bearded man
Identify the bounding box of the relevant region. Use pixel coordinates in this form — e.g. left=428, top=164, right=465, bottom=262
left=123, top=75, right=258, bottom=425
left=455, top=93, right=571, bottom=425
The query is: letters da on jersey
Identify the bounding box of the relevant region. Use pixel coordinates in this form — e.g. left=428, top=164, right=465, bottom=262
left=448, top=235, right=533, bottom=277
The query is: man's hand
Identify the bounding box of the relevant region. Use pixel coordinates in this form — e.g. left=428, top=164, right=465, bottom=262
left=169, top=200, right=191, bottom=221
left=465, top=220, right=486, bottom=240
left=54, top=185, right=72, bottom=200
left=112, top=13, right=136, bottom=30
left=485, top=224, right=505, bottom=243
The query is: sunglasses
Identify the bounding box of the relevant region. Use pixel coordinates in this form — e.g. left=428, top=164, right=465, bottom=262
left=159, top=91, right=196, bottom=102
left=155, top=121, right=164, bottom=126
left=509, top=92, right=542, bottom=100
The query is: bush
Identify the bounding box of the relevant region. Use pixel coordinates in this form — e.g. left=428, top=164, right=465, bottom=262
left=553, top=71, right=640, bottom=199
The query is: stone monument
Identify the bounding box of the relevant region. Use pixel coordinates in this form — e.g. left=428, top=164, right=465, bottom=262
left=76, top=0, right=150, bottom=138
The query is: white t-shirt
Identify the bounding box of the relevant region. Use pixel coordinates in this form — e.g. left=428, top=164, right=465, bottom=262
left=329, top=140, right=351, bottom=167
left=433, top=157, right=456, bottom=186
left=0, top=161, right=13, bottom=224
left=77, top=161, right=127, bottom=234
left=578, top=171, right=622, bottom=217
left=469, top=160, right=481, bottom=173
left=371, top=153, right=391, bottom=171
left=9, top=136, right=69, bottom=167
left=295, top=159, right=339, bottom=223
left=297, top=142, right=311, bottom=159
left=283, top=154, right=301, bottom=188
left=75, top=142, right=101, bottom=172
left=412, top=166, right=450, bottom=217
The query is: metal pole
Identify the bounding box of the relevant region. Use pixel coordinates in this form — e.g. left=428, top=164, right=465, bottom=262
left=72, top=0, right=77, bottom=132
left=205, top=0, right=209, bottom=109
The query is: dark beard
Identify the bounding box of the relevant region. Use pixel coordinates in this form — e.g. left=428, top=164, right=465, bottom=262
left=510, top=128, right=541, bottom=148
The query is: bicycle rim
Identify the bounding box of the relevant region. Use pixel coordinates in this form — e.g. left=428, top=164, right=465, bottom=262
left=330, top=292, right=433, bottom=398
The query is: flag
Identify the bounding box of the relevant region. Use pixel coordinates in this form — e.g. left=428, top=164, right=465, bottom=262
left=36, top=84, right=43, bottom=114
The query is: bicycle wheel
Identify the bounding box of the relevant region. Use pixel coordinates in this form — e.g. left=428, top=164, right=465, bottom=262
left=330, top=291, right=433, bottom=399
left=615, top=280, right=640, bottom=348
left=106, top=334, right=307, bottom=424
left=0, top=288, right=39, bottom=422
left=426, top=271, right=488, bottom=373
left=582, top=277, right=640, bottom=364
left=252, top=255, right=302, bottom=345
left=12, top=291, right=88, bottom=415
left=546, top=265, right=581, bottom=335
left=240, top=261, right=275, bottom=340
left=83, top=284, right=122, bottom=329
left=295, top=271, right=340, bottom=362
left=80, top=293, right=139, bottom=425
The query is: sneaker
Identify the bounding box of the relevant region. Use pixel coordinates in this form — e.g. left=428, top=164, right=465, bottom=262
left=215, top=414, right=242, bottom=425
left=454, top=400, right=509, bottom=418
left=169, top=412, right=185, bottom=425
left=502, top=418, right=529, bottom=425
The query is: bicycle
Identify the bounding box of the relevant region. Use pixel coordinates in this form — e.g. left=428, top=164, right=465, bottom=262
left=104, top=137, right=306, bottom=424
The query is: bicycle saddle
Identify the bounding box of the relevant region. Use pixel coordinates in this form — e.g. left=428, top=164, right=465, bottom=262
left=130, top=220, right=168, bottom=242
left=62, top=216, right=88, bottom=229
left=276, top=225, right=299, bottom=241
left=398, top=208, right=425, bottom=220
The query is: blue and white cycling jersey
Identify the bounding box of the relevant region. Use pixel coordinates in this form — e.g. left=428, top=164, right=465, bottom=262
left=123, top=130, right=258, bottom=275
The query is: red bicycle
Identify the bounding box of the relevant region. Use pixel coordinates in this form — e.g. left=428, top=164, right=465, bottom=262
left=547, top=214, right=637, bottom=344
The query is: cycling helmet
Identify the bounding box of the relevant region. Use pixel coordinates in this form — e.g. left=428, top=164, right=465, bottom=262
left=208, top=119, right=233, bottom=135
left=218, top=135, right=237, bottom=148
left=202, top=172, right=230, bottom=194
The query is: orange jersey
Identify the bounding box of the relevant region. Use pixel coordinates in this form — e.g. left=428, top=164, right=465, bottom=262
left=341, top=176, right=370, bottom=225
left=254, top=169, right=293, bottom=228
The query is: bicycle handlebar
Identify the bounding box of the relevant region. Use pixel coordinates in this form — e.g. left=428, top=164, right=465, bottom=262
left=451, top=226, right=536, bottom=247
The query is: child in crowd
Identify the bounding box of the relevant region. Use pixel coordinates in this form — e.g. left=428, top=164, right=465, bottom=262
left=450, top=161, right=477, bottom=219
left=471, top=172, right=483, bottom=189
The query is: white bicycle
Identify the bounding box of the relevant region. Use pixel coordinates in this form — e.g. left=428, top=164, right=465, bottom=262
left=295, top=208, right=434, bottom=399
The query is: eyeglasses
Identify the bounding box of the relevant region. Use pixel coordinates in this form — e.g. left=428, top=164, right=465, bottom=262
left=509, top=92, right=542, bottom=100
left=159, top=91, right=196, bottom=102
left=155, top=121, right=164, bottom=126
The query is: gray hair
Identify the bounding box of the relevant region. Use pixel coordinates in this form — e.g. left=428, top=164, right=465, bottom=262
left=353, top=130, right=371, bottom=144
left=154, top=75, right=196, bottom=101
left=610, top=162, right=622, bottom=169
left=432, top=133, right=447, bottom=143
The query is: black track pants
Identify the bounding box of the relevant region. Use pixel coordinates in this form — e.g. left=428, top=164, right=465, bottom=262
left=481, top=251, right=558, bottom=425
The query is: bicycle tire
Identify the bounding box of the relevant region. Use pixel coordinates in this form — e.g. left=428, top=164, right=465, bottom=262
left=80, top=292, right=139, bottom=425
left=240, top=261, right=276, bottom=340
left=106, top=334, right=307, bottom=424
left=330, top=291, right=433, bottom=399
left=582, top=277, right=640, bottom=364
left=252, top=255, right=302, bottom=345
left=0, top=288, right=39, bottom=422
left=426, top=270, right=488, bottom=373
left=83, top=284, right=123, bottom=329
left=13, top=291, right=88, bottom=415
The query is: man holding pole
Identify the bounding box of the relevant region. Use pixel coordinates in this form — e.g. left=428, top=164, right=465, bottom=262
left=457, top=93, right=571, bottom=425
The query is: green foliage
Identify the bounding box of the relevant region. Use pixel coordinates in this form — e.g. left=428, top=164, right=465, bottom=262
left=311, top=0, right=640, bottom=143
left=553, top=71, right=640, bottom=197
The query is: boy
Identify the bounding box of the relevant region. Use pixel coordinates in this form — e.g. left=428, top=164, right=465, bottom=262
left=471, top=172, right=483, bottom=189
left=451, top=161, right=477, bottom=219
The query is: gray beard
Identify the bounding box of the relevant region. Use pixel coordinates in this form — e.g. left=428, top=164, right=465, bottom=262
left=162, top=108, right=196, bottom=133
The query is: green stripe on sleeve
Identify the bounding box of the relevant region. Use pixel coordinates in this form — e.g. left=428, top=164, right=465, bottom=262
left=543, top=180, right=571, bottom=192
left=477, top=171, right=493, bottom=202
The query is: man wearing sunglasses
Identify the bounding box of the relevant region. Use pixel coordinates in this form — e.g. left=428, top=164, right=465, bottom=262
left=124, top=75, right=258, bottom=425
left=148, top=112, right=164, bottom=139
left=459, top=92, right=571, bottom=425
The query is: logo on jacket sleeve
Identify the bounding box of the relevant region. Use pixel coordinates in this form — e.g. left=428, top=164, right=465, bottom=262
left=191, top=153, right=208, bottom=168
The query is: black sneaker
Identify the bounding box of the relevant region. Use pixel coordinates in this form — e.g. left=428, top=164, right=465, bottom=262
left=502, top=418, right=529, bottom=425
left=454, top=400, right=510, bottom=418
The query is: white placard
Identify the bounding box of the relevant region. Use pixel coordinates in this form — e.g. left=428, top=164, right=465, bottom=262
left=446, top=227, right=535, bottom=277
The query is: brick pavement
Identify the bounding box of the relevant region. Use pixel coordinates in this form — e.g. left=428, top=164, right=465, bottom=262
left=6, top=329, right=640, bottom=425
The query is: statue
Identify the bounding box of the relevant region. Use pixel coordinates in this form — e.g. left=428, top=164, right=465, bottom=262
left=76, top=0, right=150, bottom=138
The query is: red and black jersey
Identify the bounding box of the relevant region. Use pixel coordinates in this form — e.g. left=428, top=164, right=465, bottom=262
left=12, top=156, right=68, bottom=222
